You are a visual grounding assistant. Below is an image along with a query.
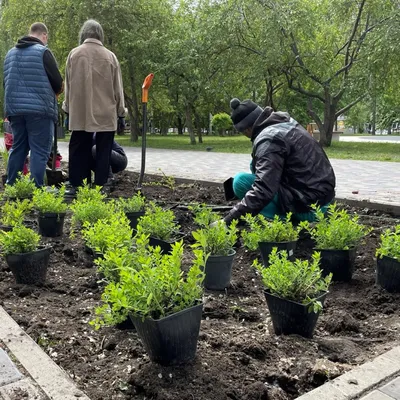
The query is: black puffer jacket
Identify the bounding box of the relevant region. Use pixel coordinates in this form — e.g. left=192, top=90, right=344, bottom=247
left=224, top=107, right=336, bottom=224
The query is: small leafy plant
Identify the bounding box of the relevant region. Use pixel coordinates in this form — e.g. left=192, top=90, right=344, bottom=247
left=76, top=181, right=106, bottom=203
left=4, top=173, right=36, bottom=199
left=188, top=203, right=220, bottom=227
left=0, top=199, right=33, bottom=227
left=192, top=220, right=238, bottom=256
left=69, top=184, right=114, bottom=235
left=241, top=213, right=300, bottom=251
left=0, top=147, right=9, bottom=171
left=376, top=225, right=400, bottom=260
left=33, top=186, right=67, bottom=214
left=91, top=237, right=205, bottom=328
left=253, top=248, right=332, bottom=312
left=0, top=225, right=40, bottom=255
left=136, top=202, right=179, bottom=241
left=115, top=192, right=146, bottom=213
left=82, top=212, right=133, bottom=255
left=300, top=203, right=370, bottom=250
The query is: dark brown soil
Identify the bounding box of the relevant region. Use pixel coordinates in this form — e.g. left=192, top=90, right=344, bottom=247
left=0, top=170, right=399, bottom=400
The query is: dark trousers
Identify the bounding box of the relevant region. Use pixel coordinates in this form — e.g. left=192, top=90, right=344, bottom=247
left=69, top=131, right=115, bottom=186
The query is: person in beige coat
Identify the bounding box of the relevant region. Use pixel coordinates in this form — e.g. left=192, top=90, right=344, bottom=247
left=62, top=19, right=125, bottom=192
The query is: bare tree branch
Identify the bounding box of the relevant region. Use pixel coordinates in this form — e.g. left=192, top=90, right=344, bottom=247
left=335, top=94, right=366, bottom=118
left=307, top=99, right=323, bottom=129
left=284, top=70, right=325, bottom=103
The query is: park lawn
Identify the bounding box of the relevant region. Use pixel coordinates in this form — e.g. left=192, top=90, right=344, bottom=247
left=62, top=134, right=400, bottom=162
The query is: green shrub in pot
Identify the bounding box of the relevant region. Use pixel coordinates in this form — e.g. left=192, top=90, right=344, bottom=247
left=241, top=213, right=300, bottom=251
left=82, top=212, right=133, bottom=256
left=115, top=192, right=146, bottom=213
left=300, top=203, right=370, bottom=250
left=0, top=225, right=50, bottom=285
left=254, top=249, right=332, bottom=337
left=70, top=184, right=113, bottom=235
left=192, top=220, right=238, bottom=256
left=33, top=186, right=68, bottom=214
left=300, top=204, right=371, bottom=281
left=1, top=199, right=33, bottom=228
left=376, top=225, right=400, bottom=260
left=188, top=203, right=220, bottom=227
left=136, top=202, right=180, bottom=241
left=4, top=173, right=36, bottom=199
left=192, top=220, right=238, bottom=290
left=375, top=225, right=400, bottom=292
left=0, top=225, right=40, bottom=255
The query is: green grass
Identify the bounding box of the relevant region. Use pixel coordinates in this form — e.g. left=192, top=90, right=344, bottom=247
left=62, top=133, right=400, bottom=162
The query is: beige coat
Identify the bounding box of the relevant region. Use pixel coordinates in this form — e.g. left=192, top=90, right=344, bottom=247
left=62, top=39, right=125, bottom=132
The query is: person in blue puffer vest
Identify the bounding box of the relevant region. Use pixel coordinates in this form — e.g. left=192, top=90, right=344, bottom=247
left=3, top=22, right=63, bottom=187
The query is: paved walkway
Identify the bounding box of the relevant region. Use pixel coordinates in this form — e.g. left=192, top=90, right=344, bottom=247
left=340, top=135, right=400, bottom=144
left=361, top=376, right=400, bottom=399
left=0, top=307, right=90, bottom=400
left=58, top=143, right=400, bottom=207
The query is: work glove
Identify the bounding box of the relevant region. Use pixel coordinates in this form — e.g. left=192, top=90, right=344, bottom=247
left=64, top=114, right=69, bottom=130
left=210, top=219, right=226, bottom=228
left=117, top=117, right=126, bottom=134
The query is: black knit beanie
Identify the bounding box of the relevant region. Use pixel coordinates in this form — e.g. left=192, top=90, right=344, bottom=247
left=230, top=98, right=263, bottom=132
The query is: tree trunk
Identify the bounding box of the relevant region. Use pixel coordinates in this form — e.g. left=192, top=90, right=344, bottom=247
left=264, top=78, right=275, bottom=109
left=194, top=112, right=203, bottom=144
left=388, top=124, right=392, bottom=135
left=371, top=95, right=376, bottom=135
left=177, top=115, right=184, bottom=135
left=127, top=59, right=141, bottom=142
left=126, top=103, right=137, bottom=141
left=185, top=105, right=196, bottom=145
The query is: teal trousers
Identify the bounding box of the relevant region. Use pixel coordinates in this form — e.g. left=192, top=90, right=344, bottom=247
left=233, top=172, right=328, bottom=222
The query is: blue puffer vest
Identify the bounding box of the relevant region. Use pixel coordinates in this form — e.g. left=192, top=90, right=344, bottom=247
left=4, top=44, right=58, bottom=122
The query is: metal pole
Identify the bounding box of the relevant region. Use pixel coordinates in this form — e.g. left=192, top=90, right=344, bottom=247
left=137, top=73, right=154, bottom=190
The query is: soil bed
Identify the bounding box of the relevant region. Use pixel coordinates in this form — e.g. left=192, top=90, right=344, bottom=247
left=0, top=170, right=399, bottom=400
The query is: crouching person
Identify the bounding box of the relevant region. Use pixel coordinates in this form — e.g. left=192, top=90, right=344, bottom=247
left=219, top=98, right=336, bottom=226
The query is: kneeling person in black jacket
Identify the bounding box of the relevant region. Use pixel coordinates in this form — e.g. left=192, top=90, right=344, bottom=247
left=222, top=98, right=336, bottom=225
left=91, top=133, right=128, bottom=181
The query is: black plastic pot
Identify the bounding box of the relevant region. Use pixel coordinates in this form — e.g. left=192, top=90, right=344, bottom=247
left=131, top=303, right=203, bottom=365
left=259, top=241, right=297, bottom=266
left=38, top=212, right=66, bottom=237
left=317, top=247, right=356, bottom=282
left=6, top=247, right=51, bottom=285
left=149, top=235, right=184, bottom=254
left=125, top=211, right=145, bottom=230
left=376, top=256, right=400, bottom=293
left=0, top=225, right=12, bottom=232
left=115, top=316, right=136, bottom=331
left=84, top=245, right=103, bottom=260
left=264, top=291, right=327, bottom=338
left=204, top=250, right=235, bottom=290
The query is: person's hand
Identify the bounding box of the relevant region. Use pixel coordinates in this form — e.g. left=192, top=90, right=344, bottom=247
left=117, top=117, right=126, bottom=134
left=210, top=219, right=226, bottom=228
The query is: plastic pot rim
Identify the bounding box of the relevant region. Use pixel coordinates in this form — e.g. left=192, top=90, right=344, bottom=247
left=314, top=246, right=356, bottom=252
left=5, top=246, right=51, bottom=258
left=149, top=232, right=186, bottom=243
left=377, top=255, right=399, bottom=263
left=208, top=249, right=236, bottom=258
left=38, top=212, right=67, bottom=218
left=264, top=289, right=328, bottom=308
left=258, top=240, right=297, bottom=245
left=131, top=301, right=203, bottom=324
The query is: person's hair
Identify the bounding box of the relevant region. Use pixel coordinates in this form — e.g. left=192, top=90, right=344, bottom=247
left=29, top=22, right=48, bottom=35
left=79, top=19, right=104, bottom=45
